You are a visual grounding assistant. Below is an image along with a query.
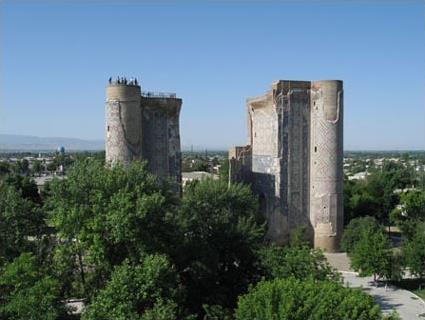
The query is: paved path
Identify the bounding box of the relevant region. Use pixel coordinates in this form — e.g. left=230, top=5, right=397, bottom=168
left=325, top=253, right=425, bottom=319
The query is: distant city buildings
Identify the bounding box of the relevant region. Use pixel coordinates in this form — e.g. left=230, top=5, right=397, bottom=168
left=182, top=171, right=218, bottom=187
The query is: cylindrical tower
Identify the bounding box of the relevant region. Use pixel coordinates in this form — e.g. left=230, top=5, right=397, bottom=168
left=310, top=80, right=343, bottom=252
left=105, top=81, right=142, bottom=165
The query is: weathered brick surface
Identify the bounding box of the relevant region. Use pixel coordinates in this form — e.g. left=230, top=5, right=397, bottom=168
left=229, top=80, right=343, bottom=252
left=105, top=83, right=182, bottom=193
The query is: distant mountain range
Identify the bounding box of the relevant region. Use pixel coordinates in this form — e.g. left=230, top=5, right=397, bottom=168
left=0, top=134, right=421, bottom=153
left=0, top=134, right=226, bottom=152
left=0, top=134, right=104, bottom=151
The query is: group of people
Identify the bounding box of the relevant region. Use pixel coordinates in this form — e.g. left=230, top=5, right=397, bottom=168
left=108, top=76, right=138, bottom=86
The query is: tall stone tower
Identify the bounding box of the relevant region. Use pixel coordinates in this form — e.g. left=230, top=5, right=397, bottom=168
left=310, top=81, right=343, bottom=251
left=229, top=80, right=343, bottom=252
left=106, top=82, right=142, bottom=165
left=105, top=77, right=182, bottom=192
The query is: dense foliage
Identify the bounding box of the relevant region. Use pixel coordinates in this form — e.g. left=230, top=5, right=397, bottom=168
left=0, top=182, right=46, bottom=263
left=258, top=236, right=340, bottom=282
left=342, top=156, right=425, bottom=286
left=172, top=179, right=265, bottom=315
left=0, top=158, right=398, bottom=319
left=235, top=278, right=386, bottom=320
left=46, top=160, right=178, bottom=297
left=390, top=190, right=425, bottom=238
left=0, top=253, right=63, bottom=320
left=350, top=227, right=393, bottom=281
left=402, top=222, right=425, bottom=279
left=344, top=161, right=418, bottom=224
left=82, top=255, right=184, bottom=320
left=342, top=217, right=403, bottom=282
left=390, top=190, right=425, bottom=282
left=341, top=216, right=381, bottom=253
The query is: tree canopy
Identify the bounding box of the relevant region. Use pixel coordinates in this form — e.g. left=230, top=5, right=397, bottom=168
left=341, top=216, right=381, bottom=253
left=0, top=253, right=63, bottom=320
left=45, top=159, right=178, bottom=296
left=82, top=254, right=184, bottom=320
left=0, top=182, right=46, bottom=263
left=235, top=278, right=387, bottom=320
left=258, top=235, right=340, bottom=282
left=171, top=178, right=265, bottom=315
left=0, top=157, right=397, bottom=319
left=350, top=227, right=394, bottom=282
left=390, top=190, right=425, bottom=238
left=343, top=161, right=417, bottom=224
left=402, top=222, right=425, bottom=279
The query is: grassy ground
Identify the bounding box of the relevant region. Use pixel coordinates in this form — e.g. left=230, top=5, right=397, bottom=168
left=390, top=278, right=425, bottom=300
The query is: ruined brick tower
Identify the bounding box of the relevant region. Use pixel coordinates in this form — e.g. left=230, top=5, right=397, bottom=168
left=105, top=77, right=182, bottom=192
left=229, top=80, right=343, bottom=252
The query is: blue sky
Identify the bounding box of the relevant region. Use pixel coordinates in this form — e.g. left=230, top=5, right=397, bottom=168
left=1, top=0, right=424, bottom=150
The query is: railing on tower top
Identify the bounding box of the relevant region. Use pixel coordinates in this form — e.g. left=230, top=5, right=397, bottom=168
left=141, top=91, right=177, bottom=99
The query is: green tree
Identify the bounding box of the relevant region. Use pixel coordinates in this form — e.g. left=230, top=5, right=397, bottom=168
left=46, top=159, right=177, bottom=296
left=0, top=253, right=63, bottom=320
left=344, top=161, right=413, bottom=225
left=32, top=160, right=43, bottom=176
left=14, top=159, right=30, bottom=175
left=0, top=183, right=46, bottom=263
left=82, top=254, right=183, bottom=320
left=93, top=151, right=106, bottom=163
left=46, top=161, right=57, bottom=172
left=341, top=216, right=381, bottom=253
left=350, top=228, right=394, bottom=282
left=4, top=173, right=41, bottom=204
left=192, top=161, right=208, bottom=172
left=365, top=172, right=399, bottom=223
left=390, top=190, right=425, bottom=239
left=344, top=177, right=388, bottom=224
left=171, top=179, right=264, bottom=316
left=381, top=160, right=415, bottom=189
left=258, top=241, right=340, bottom=282
left=235, top=278, right=389, bottom=320
left=202, top=304, right=233, bottom=320
left=350, top=160, right=367, bottom=174
left=219, top=158, right=229, bottom=183
left=0, top=161, right=11, bottom=176
left=402, top=222, right=425, bottom=279
left=349, top=192, right=382, bottom=221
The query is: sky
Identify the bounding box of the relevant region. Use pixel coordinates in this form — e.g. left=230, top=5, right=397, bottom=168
left=1, top=0, right=424, bottom=150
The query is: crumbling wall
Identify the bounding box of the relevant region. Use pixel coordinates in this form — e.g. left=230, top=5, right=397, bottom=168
left=247, top=90, right=286, bottom=244
left=229, top=146, right=252, bottom=184
left=274, top=81, right=313, bottom=242
left=230, top=80, right=343, bottom=252
left=141, top=97, right=182, bottom=193
left=105, top=82, right=182, bottom=194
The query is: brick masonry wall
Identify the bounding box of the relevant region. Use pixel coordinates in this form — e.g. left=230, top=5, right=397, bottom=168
left=229, top=80, right=343, bottom=252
